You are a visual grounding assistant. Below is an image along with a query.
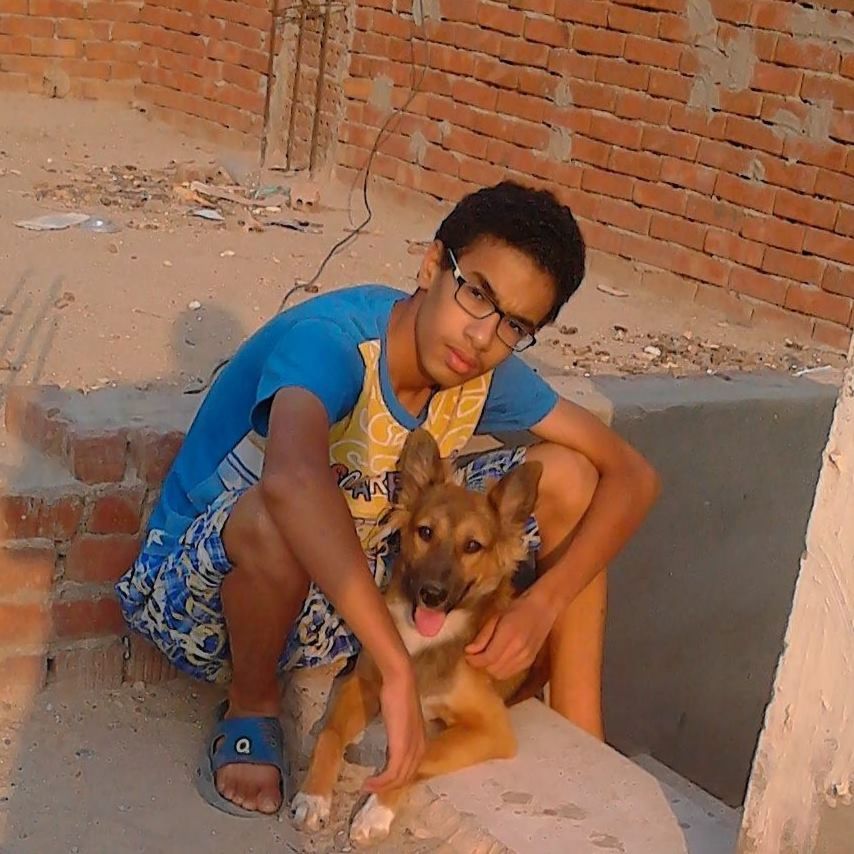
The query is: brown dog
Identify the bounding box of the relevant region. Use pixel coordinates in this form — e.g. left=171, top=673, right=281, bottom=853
left=291, top=429, right=543, bottom=846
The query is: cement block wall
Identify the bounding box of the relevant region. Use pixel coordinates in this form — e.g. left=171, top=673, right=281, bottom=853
left=595, top=372, right=837, bottom=807
left=0, top=372, right=837, bottom=812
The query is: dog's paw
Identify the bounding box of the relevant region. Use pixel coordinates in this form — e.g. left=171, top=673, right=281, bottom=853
left=349, top=794, right=396, bottom=847
left=290, top=791, right=331, bottom=831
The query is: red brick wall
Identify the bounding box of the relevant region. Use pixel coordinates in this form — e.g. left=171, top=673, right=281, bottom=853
left=338, top=0, right=854, bottom=349
left=0, top=0, right=273, bottom=146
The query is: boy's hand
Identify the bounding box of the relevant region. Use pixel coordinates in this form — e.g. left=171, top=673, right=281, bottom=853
left=465, top=591, right=558, bottom=681
left=363, top=667, right=426, bottom=793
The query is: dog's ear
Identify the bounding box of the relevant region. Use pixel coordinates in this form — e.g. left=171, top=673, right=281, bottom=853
left=488, top=460, right=543, bottom=527
left=396, top=429, right=447, bottom=508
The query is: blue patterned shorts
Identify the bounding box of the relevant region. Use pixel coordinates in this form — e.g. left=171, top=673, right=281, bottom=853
left=115, top=447, right=539, bottom=684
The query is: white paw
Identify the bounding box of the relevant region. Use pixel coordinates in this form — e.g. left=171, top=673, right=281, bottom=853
left=290, top=791, right=331, bottom=831
left=349, top=794, right=396, bottom=846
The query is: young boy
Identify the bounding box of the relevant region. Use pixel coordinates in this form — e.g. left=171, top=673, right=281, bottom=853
left=116, top=181, right=659, bottom=818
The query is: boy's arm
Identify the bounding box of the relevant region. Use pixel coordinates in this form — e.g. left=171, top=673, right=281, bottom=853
left=467, top=397, right=660, bottom=678
left=260, top=387, right=425, bottom=791
left=526, top=396, right=660, bottom=611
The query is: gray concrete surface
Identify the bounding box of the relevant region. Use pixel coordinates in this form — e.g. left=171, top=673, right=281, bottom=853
left=595, top=372, right=837, bottom=807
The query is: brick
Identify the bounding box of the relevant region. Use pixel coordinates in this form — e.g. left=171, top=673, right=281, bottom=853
left=570, top=79, right=617, bottom=111
left=524, top=16, right=567, bottom=47
left=836, top=206, right=854, bottom=238
left=516, top=67, right=558, bottom=100
left=123, top=634, right=179, bottom=685
left=28, top=0, right=85, bottom=16
left=662, top=244, right=731, bottom=287
left=812, top=319, right=851, bottom=353
left=693, top=283, right=753, bottom=325
left=0, top=542, right=55, bottom=600
left=547, top=48, right=596, bottom=79
left=0, top=653, right=46, bottom=704
left=65, top=534, right=140, bottom=584
left=594, top=196, right=652, bottom=234
left=52, top=596, right=126, bottom=640
left=696, top=139, right=756, bottom=175
left=763, top=247, right=825, bottom=285
left=88, top=487, right=145, bottom=535
left=0, top=494, right=84, bottom=541
left=641, top=126, right=699, bottom=160
left=686, top=195, right=744, bottom=231
left=607, top=4, right=660, bottom=36
left=774, top=190, right=838, bottom=230
left=669, top=104, right=727, bottom=138
left=639, top=268, right=698, bottom=302
left=47, top=639, right=124, bottom=691
left=496, top=89, right=546, bottom=123
left=814, top=169, right=854, bottom=205
left=801, top=73, right=854, bottom=111
left=823, top=265, right=854, bottom=300
left=633, top=181, right=688, bottom=216
left=705, top=229, right=765, bottom=268
left=710, top=0, right=751, bottom=22
left=660, top=157, right=717, bottom=194
left=730, top=267, right=790, bottom=305
left=658, top=13, right=691, bottom=42
left=572, top=26, right=625, bottom=57
left=714, top=172, right=775, bottom=214
left=782, top=137, right=848, bottom=173
left=473, top=56, right=518, bottom=89
left=717, top=89, right=763, bottom=117
left=755, top=153, right=817, bottom=195
left=804, top=229, right=854, bottom=267
left=750, top=0, right=794, bottom=30
left=751, top=63, right=802, bottom=97
left=595, top=57, right=649, bottom=92
left=571, top=135, right=611, bottom=168
left=609, top=148, right=661, bottom=181
left=458, top=156, right=507, bottom=187
left=624, top=35, right=682, bottom=69
left=554, top=0, right=608, bottom=25
left=0, top=601, right=51, bottom=645
left=746, top=298, right=814, bottom=338
left=649, top=212, right=707, bottom=250
left=786, top=283, right=851, bottom=325
left=66, top=429, right=127, bottom=484
left=0, top=34, right=30, bottom=54
left=725, top=115, right=784, bottom=156
left=774, top=36, right=839, bottom=74
left=588, top=113, right=643, bottom=149
left=647, top=68, right=692, bottom=101
left=581, top=167, right=635, bottom=200
left=476, top=3, right=524, bottom=36
left=87, top=1, right=140, bottom=21
left=741, top=214, right=805, bottom=253
left=4, top=385, right=68, bottom=457
left=0, top=16, right=54, bottom=36
left=500, top=36, right=549, bottom=67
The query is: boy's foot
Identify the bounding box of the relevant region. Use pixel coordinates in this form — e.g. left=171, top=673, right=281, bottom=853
left=196, top=701, right=288, bottom=818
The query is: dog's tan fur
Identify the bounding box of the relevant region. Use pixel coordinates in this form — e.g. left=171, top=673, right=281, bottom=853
left=291, top=429, right=543, bottom=845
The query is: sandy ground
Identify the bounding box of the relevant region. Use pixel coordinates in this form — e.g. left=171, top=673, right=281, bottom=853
left=0, top=93, right=843, bottom=405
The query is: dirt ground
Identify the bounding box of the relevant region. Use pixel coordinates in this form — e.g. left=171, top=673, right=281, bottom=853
left=0, top=93, right=843, bottom=403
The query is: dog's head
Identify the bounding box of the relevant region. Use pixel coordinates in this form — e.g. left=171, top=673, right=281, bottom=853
left=389, top=429, right=542, bottom=639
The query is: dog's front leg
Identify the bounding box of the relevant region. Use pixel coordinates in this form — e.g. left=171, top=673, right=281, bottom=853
left=349, top=693, right=515, bottom=847
left=292, top=669, right=380, bottom=831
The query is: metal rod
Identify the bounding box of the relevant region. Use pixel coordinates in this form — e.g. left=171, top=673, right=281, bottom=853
left=308, top=0, right=332, bottom=173
left=284, top=1, right=307, bottom=171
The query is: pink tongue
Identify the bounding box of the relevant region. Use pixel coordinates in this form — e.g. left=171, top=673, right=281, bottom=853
left=414, top=606, right=446, bottom=638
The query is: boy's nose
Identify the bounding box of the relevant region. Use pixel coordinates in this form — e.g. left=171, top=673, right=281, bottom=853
left=465, top=314, right=500, bottom=350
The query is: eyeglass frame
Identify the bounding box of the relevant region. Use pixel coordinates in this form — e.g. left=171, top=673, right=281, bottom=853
left=446, top=248, right=538, bottom=352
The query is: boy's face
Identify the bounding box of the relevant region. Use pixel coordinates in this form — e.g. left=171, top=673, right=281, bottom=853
left=413, top=237, right=556, bottom=388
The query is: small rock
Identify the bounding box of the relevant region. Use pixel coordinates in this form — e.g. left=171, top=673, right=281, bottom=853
left=644, top=345, right=662, bottom=358
left=220, top=249, right=235, bottom=257
left=187, top=300, right=202, bottom=310
left=163, top=260, right=173, bottom=267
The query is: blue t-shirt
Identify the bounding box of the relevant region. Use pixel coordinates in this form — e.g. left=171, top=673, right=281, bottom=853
left=145, top=285, right=557, bottom=553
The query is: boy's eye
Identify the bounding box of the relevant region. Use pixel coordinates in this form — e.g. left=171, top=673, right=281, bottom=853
left=507, top=319, right=528, bottom=337
left=463, top=539, right=482, bottom=554
left=417, top=525, right=433, bottom=542
left=465, top=284, right=489, bottom=303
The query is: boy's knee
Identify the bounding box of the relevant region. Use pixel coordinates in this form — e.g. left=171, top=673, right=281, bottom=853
left=222, top=486, right=307, bottom=589
left=528, top=443, right=598, bottom=523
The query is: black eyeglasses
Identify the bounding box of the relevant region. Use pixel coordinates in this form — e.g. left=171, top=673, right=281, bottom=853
left=447, top=248, right=537, bottom=352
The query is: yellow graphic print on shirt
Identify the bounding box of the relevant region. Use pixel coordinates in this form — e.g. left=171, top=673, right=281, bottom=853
left=328, top=339, right=492, bottom=551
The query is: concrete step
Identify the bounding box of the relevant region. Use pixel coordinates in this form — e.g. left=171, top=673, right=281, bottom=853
left=405, top=700, right=740, bottom=854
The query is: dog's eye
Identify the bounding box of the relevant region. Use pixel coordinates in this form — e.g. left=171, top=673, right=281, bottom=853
left=463, top=539, right=483, bottom=554
left=417, top=525, right=433, bottom=542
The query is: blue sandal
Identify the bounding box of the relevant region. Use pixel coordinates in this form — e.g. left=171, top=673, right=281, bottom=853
left=196, top=700, right=289, bottom=818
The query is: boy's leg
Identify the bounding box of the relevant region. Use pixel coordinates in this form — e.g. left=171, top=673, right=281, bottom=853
left=215, top=484, right=311, bottom=813
left=523, top=443, right=605, bottom=740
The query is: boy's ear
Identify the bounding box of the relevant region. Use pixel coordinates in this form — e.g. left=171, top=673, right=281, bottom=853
left=397, top=429, right=447, bottom=508
left=416, top=240, right=445, bottom=291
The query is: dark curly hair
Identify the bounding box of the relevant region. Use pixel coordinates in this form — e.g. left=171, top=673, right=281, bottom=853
left=434, top=181, right=586, bottom=325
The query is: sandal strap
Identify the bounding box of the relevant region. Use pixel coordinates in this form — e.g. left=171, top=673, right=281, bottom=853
left=208, top=714, right=285, bottom=775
